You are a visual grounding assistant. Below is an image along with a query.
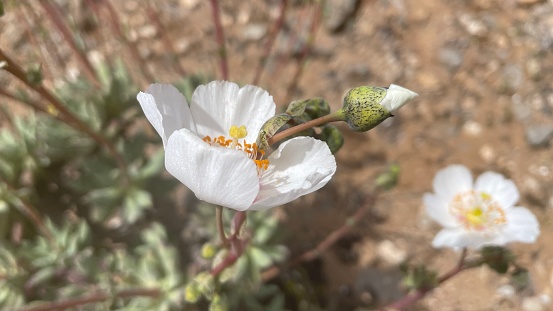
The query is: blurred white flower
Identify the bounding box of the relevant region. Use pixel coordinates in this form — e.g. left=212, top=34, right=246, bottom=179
left=424, top=164, right=539, bottom=249
left=137, top=81, right=336, bottom=211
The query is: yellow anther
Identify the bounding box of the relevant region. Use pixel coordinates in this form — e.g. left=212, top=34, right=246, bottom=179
left=466, top=207, right=485, bottom=227
left=229, top=125, right=248, bottom=139
left=480, top=192, right=491, bottom=201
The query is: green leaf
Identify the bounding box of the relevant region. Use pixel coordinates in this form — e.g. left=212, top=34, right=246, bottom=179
left=249, top=246, right=272, bottom=269
left=85, top=187, right=122, bottom=222
left=138, top=149, right=165, bottom=180
left=253, top=216, right=278, bottom=245
left=123, top=188, right=152, bottom=223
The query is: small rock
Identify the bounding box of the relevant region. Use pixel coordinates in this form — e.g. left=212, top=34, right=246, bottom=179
left=526, top=58, right=542, bottom=81
left=522, top=296, right=546, bottom=311
left=479, top=144, right=496, bottom=164
left=175, top=38, right=191, bottom=54
left=512, top=94, right=532, bottom=121
left=324, top=0, right=358, bottom=32
left=439, top=47, right=463, bottom=71
left=137, top=25, right=158, bottom=39
left=376, top=240, right=407, bottom=266
left=525, top=124, right=553, bottom=147
left=458, top=13, right=489, bottom=38
left=242, top=24, right=267, bottom=41
left=462, top=120, right=483, bottom=136
left=496, top=284, right=516, bottom=300
left=500, top=64, right=523, bottom=93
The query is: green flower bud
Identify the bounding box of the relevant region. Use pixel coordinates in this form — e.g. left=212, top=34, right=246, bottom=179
left=201, top=242, right=217, bottom=259
left=184, top=281, right=202, bottom=303
left=341, top=84, right=418, bottom=132
left=304, top=98, right=331, bottom=119
left=320, top=125, right=344, bottom=154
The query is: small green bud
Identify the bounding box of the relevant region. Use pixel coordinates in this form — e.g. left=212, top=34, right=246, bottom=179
left=195, top=271, right=215, bottom=299
left=341, top=84, right=418, bottom=132
left=209, top=294, right=228, bottom=311
left=304, top=98, right=331, bottom=119
left=184, top=281, right=202, bottom=303
left=320, top=125, right=344, bottom=154
left=481, top=246, right=514, bottom=274
left=201, top=242, right=217, bottom=259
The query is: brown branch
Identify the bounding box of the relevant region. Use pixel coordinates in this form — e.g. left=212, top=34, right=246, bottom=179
left=261, top=193, right=377, bottom=281
left=145, top=1, right=187, bottom=78
left=0, top=176, right=52, bottom=240
left=16, top=288, right=160, bottom=311
left=37, top=1, right=101, bottom=88
left=283, top=3, right=322, bottom=105
left=252, top=0, right=288, bottom=85
left=208, top=0, right=229, bottom=80
left=382, top=249, right=470, bottom=310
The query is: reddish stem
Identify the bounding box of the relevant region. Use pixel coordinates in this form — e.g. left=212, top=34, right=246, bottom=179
left=252, top=0, right=289, bottom=85
left=38, top=1, right=101, bottom=88
left=382, top=249, right=470, bottom=310
left=210, top=211, right=248, bottom=277
left=208, top=0, right=229, bottom=80
left=15, top=288, right=160, bottom=311
left=261, top=193, right=377, bottom=281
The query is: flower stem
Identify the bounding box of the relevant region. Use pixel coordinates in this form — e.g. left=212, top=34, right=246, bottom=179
left=216, top=206, right=229, bottom=247
left=209, top=0, right=229, bottom=80
left=15, top=287, right=160, bottom=311
left=210, top=211, right=248, bottom=277
left=381, top=248, right=475, bottom=310
left=261, top=192, right=377, bottom=281
left=267, top=110, right=345, bottom=146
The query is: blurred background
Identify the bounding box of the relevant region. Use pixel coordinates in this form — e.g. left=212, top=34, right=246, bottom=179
left=0, top=0, right=552, bottom=310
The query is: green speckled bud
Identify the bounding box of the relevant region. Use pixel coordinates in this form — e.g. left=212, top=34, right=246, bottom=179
left=342, top=86, right=390, bottom=132
left=341, top=84, right=418, bottom=132
left=320, top=125, right=344, bottom=154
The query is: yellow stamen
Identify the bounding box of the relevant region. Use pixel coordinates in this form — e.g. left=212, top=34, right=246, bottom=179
left=202, top=125, right=269, bottom=174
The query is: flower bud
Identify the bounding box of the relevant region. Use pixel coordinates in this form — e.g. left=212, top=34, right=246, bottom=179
left=201, top=242, right=217, bottom=259
left=341, top=84, right=418, bottom=132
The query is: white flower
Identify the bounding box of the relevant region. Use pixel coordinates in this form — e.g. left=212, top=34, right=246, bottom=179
left=379, top=84, right=418, bottom=113
left=424, top=164, right=539, bottom=249
left=137, top=81, right=336, bottom=211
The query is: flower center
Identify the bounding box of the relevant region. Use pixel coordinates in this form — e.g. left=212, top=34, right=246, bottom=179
left=202, top=125, right=269, bottom=173
left=448, top=190, right=507, bottom=232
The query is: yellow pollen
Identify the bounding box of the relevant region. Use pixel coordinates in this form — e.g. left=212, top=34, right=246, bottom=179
left=202, top=125, right=269, bottom=174
left=448, top=190, right=507, bottom=232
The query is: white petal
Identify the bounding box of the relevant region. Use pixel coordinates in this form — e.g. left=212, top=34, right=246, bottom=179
left=165, top=129, right=260, bottom=211
left=249, top=137, right=336, bottom=210
left=474, top=171, right=519, bottom=209
left=432, top=165, right=473, bottom=202
left=500, top=207, right=540, bottom=244
left=190, top=81, right=275, bottom=142
left=423, top=193, right=458, bottom=227
left=432, top=228, right=491, bottom=249
left=379, top=84, right=418, bottom=113
left=137, top=84, right=196, bottom=147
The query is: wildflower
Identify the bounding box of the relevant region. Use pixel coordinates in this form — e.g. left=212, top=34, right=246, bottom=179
left=137, top=81, right=336, bottom=211
left=424, top=164, right=539, bottom=249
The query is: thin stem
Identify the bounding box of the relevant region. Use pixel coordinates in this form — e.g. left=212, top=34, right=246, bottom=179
left=18, top=6, right=55, bottom=81
left=145, top=1, right=187, bottom=78
left=216, top=206, right=230, bottom=246
left=382, top=249, right=473, bottom=310
left=38, top=1, right=101, bottom=88
left=261, top=193, right=377, bottom=281
left=0, top=176, right=52, bottom=240
left=210, top=211, right=248, bottom=277
left=252, top=0, right=288, bottom=85
left=208, top=0, right=229, bottom=80
left=267, top=111, right=344, bottom=146
left=0, top=48, right=130, bottom=184
left=15, top=288, right=160, bottom=311
left=99, top=0, right=155, bottom=86
left=283, top=3, right=322, bottom=105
